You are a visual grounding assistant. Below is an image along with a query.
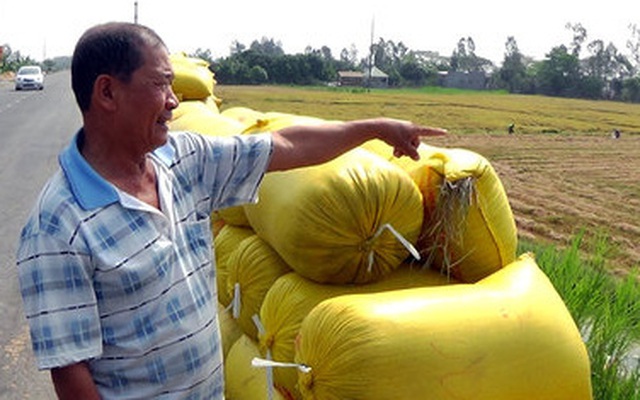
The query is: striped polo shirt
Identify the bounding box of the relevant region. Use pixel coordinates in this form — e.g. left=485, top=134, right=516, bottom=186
left=16, top=130, right=272, bottom=399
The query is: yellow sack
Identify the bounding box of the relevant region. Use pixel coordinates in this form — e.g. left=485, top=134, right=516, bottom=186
left=221, top=106, right=268, bottom=131
left=294, top=253, right=592, bottom=400
left=172, top=98, right=220, bottom=121
left=245, top=148, right=424, bottom=284
left=169, top=104, right=243, bottom=137
left=213, top=225, right=255, bottom=306
left=259, top=265, right=457, bottom=398
left=217, top=302, right=243, bottom=359
left=219, top=110, right=331, bottom=228
left=210, top=215, right=226, bottom=237
left=170, top=52, right=216, bottom=101
left=226, top=235, right=291, bottom=340
left=216, top=205, right=251, bottom=227
left=241, top=111, right=327, bottom=134
left=365, top=142, right=517, bottom=282
left=225, top=335, right=287, bottom=400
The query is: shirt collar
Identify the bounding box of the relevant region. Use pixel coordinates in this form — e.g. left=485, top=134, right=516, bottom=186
left=58, top=130, right=176, bottom=210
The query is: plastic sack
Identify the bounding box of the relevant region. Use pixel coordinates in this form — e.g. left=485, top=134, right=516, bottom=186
left=224, top=335, right=287, bottom=400
left=294, top=253, right=592, bottom=400
left=172, top=97, right=220, bottom=121
left=259, top=265, right=457, bottom=398
left=244, top=148, right=424, bottom=284
left=221, top=106, right=268, bottom=132
left=169, top=52, right=216, bottom=101
left=169, top=103, right=243, bottom=137
left=213, top=225, right=255, bottom=306
left=218, top=302, right=243, bottom=359
left=226, top=235, right=291, bottom=340
left=241, top=111, right=327, bottom=134
left=364, top=142, right=517, bottom=282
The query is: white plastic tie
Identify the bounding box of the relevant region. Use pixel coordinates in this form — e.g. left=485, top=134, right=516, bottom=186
left=232, top=283, right=241, bottom=319
left=251, top=315, right=275, bottom=400
left=251, top=357, right=312, bottom=374
left=367, top=223, right=421, bottom=272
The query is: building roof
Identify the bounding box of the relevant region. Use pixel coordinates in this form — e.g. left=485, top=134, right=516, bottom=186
left=338, top=66, right=389, bottom=79
left=364, top=66, right=388, bottom=78
left=338, top=71, right=363, bottom=78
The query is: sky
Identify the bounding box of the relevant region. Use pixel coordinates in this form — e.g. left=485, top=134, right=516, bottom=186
left=0, top=0, right=637, bottom=65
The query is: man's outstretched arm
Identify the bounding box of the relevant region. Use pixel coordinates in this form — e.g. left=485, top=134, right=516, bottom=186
left=268, top=118, right=446, bottom=171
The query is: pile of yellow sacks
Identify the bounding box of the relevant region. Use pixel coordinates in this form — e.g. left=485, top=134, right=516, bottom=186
left=169, top=55, right=593, bottom=400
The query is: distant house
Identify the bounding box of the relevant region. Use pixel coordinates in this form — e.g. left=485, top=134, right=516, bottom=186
left=337, top=71, right=363, bottom=87
left=364, top=66, right=389, bottom=88
left=337, top=66, right=389, bottom=88
left=439, top=71, right=488, bottom=90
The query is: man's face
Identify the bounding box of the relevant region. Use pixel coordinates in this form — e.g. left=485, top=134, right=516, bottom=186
left=116, top=43, right=178, bottom=152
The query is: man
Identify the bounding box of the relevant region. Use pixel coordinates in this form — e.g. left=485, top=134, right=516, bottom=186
left=16, top=22, right=445, bottom=399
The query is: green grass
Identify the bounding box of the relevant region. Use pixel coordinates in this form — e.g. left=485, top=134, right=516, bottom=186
left=520, top=232, right=640, bottom=400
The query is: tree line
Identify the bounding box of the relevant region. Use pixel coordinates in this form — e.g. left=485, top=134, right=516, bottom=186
left=201, top=23, right=640, bottom=102
left=0, top=44, right=71, bottom=74
left=3, top=23, right=640, bottom=102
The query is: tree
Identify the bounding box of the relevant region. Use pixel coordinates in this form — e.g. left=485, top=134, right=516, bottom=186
left=450, top=37, right=493, bottom=73
left=249, top=37, right=284, bottom=57
left=536, top=45, right=582, bottom=97
left=367, top=38, right=411, bottom=86
left=398, top=53, right=427, bottom=86
left=621, top=76, right=640, bottom=102
left=339, top=44, right=358, bottom=69
left=0, top=44, right=8, bottom=71
left=626, top=23, right=640, bottom=75
left=192, top=48, right=214, bottom=65
left=248, top=65, right=268, bottom=84
left=230, top=40, right=246, bottom=56
left=496, top=36, right=527, bottom=93
left=584, top=40, right=633, bottom=98
left=566, top=22, right=587, bottom=57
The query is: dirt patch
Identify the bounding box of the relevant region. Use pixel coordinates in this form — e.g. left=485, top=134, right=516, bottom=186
left=430, top=132, right=640, bottom=276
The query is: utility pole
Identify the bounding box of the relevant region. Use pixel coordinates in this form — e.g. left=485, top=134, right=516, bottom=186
left=367, top=16, right=375, bottom=91
left=134, top=1, right=139, bottom=24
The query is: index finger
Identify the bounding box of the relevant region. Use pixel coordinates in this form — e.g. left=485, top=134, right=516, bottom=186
left=415, top=126, right=448, bottom=136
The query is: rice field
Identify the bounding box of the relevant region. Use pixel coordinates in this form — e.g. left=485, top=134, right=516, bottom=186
left=216, top=85, right=640, bottom=276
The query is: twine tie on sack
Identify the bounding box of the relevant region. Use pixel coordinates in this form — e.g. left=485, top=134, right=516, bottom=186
left=251, top=314, right=311, bottom=400
left=253, top=315, right=273, bottom=400
left=367, top=223, right=421, bottom=272
left=251, top=357, right=312, bottom=374
left=231, top=282, right=241, bottom=319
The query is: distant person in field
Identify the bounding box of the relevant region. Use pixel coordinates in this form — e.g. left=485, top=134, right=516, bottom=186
left=14, top=21, right=446, bottom=399
left=508, top=123, right=515, bottom=134
left=612, top=129, right=621, bottom=139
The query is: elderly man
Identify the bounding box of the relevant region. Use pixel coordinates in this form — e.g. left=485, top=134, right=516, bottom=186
left=16, top=22, right=445, bottom=399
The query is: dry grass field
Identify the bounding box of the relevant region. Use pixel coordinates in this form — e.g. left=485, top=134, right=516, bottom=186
left=216, top=85, right=640, bottom=276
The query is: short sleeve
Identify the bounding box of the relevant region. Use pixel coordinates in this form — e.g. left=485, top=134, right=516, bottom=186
left=165, top=132, right=273, bottom=211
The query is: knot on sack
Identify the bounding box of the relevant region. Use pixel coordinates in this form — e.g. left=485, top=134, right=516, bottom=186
left=359, top=236, right=375, bottom=254
left=297, top=369, right=315, bottom=397
left=364, top=223, right=421, bottom=272
left=261, top=333, right=275, bottom=350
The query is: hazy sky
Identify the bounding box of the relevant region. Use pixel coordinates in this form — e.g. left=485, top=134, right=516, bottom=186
left=0, top=0, right=637, bottom=65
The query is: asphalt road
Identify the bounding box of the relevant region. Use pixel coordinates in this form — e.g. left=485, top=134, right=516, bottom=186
left=0, top=71, right=81, bottom=399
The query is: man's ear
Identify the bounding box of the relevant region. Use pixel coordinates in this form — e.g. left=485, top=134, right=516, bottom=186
left=92, top=74, right=118, bottom=112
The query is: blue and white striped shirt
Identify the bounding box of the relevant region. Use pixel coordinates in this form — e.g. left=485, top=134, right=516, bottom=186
left=16, top=130, right=272, bottom=399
